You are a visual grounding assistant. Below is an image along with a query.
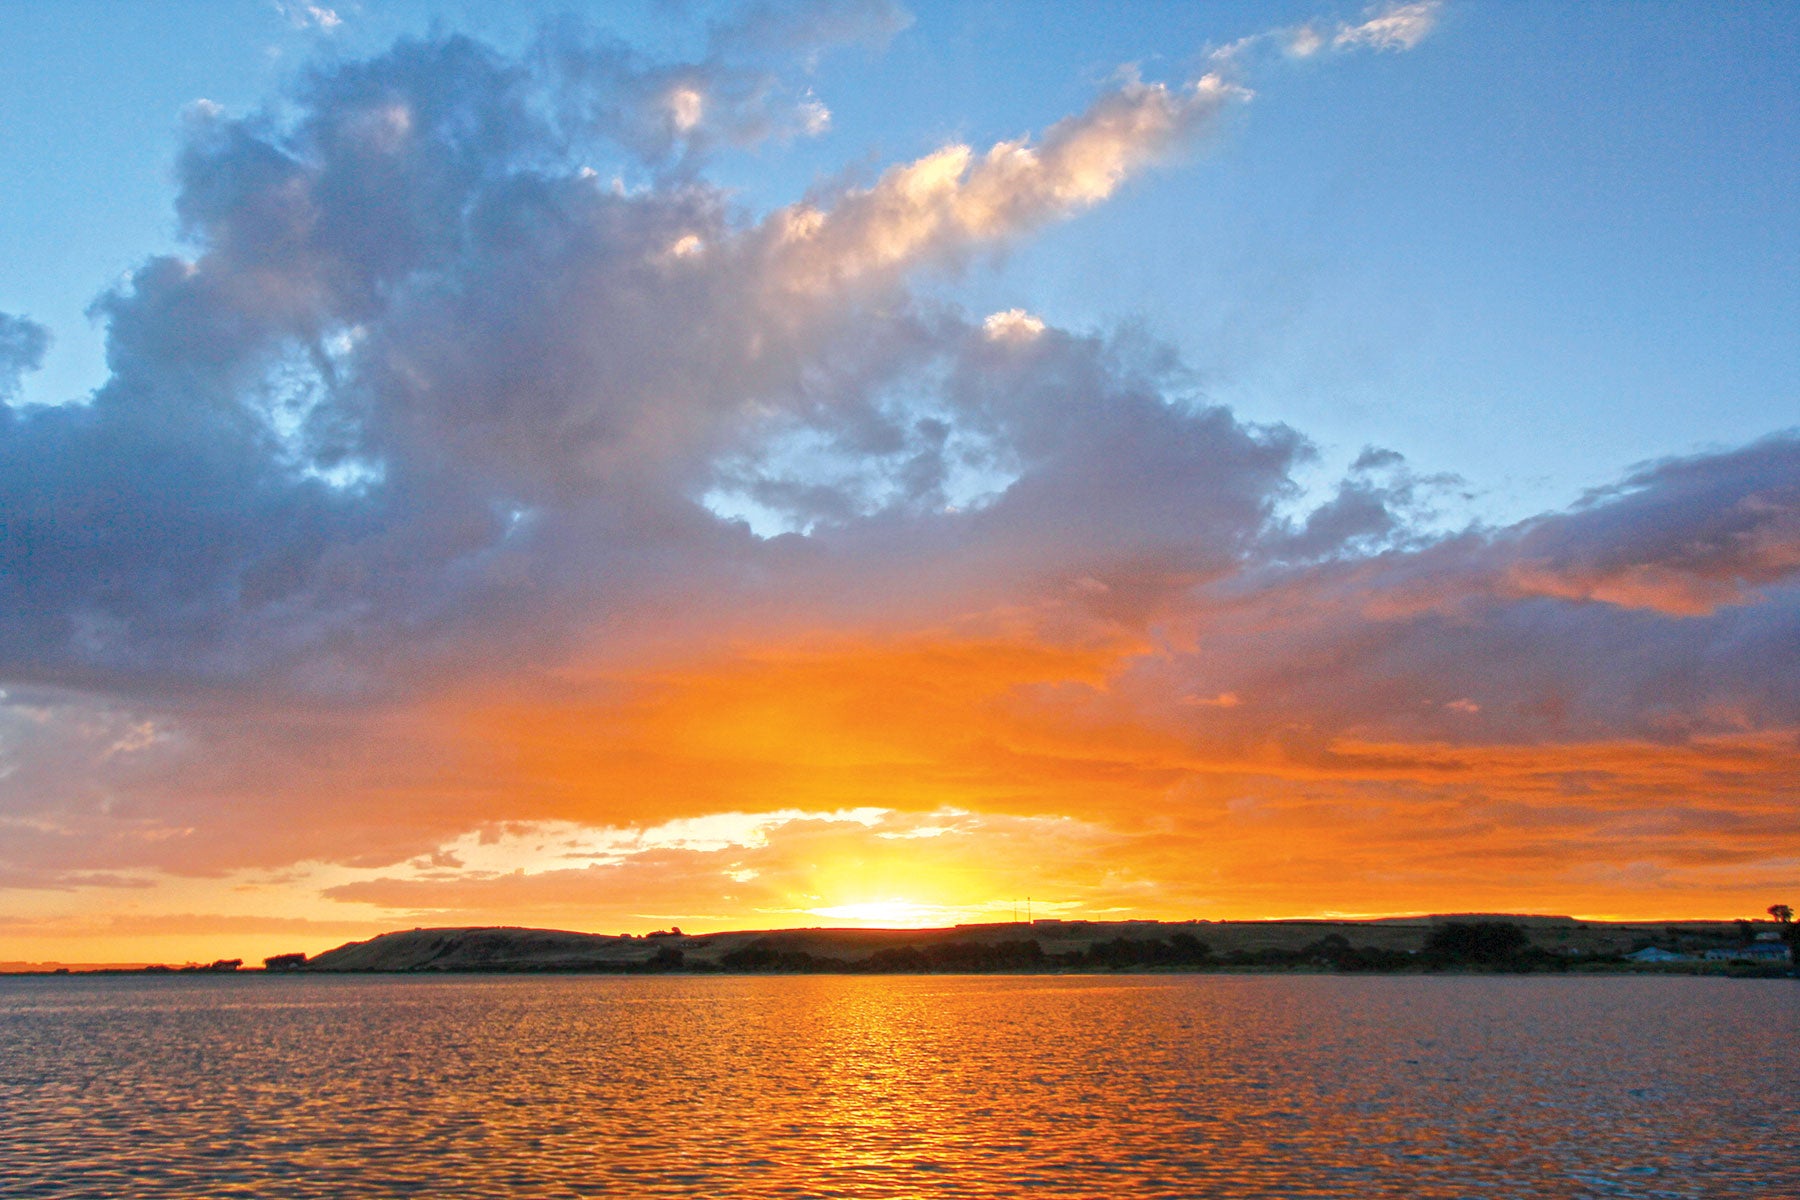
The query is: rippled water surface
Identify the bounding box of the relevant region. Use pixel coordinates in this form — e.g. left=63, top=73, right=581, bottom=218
left=2, top=973, right=1795, bottom=1197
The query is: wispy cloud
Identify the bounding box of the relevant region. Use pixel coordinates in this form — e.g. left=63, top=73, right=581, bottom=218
left=1333, top=1, right=1441, bottom=53
left=275, top=2, right=344, bottom=33
left=0, top=313, right=50, bottom=403
left=768, top=69, right=1243, bottom=291
left=1213, top=1, right=1443, bottom=68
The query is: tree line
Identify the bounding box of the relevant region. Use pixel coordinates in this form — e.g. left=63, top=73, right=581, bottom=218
left=709, top=922, right=1603, bottom=974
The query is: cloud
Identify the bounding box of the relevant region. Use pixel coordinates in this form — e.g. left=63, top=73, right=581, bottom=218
left=766, top=69, right=1243, bottom=292
left=535, top=3, right=896, bottom=171
left=1499, top=436, right=1800, bottom=616
left=1276, top=447, right=1462, bottom=561
left=276, top=3, right=344, bottom=33
left=314, top=807, right=1121, bottom=924
left=982, top=309, right=1045, bottom=342
left=0, top=25, right=1274, bottom=699
left=1333, top=1, right=1441, bottom=53
left=0, top=313, right=50, bottom=402
left=1213, top=1, right=1441, bottom=68
left=1097, top=439, right=1800, bottom=754
left=0, top=911, right=374, bottom=939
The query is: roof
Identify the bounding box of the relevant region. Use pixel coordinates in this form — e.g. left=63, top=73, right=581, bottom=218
left=1703, top=944, right=1793, bottom=961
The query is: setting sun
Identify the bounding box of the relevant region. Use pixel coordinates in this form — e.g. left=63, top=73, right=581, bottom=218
left=805, top=899, right=986, bottom=928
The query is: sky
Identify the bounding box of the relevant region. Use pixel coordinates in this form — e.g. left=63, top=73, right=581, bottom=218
left=0, top=0, right=1795, bottom=966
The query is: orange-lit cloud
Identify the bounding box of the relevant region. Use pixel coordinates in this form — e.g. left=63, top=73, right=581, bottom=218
left=14, top=608, right=1795, bottom=965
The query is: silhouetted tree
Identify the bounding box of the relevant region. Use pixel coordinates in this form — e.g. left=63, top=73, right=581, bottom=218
left=1074, top=935, right=1211, bottom=969
left=1422, top=922, right=1529, bottom=967
left=720, top=943, right=843, bottom=972
left=863, top=946, right=928, bottom=973
left=1303, top=933, right=1352, bottom=965
left=1776, top=911, right=1800, bottom=963
left=1168, top=932, right=1212, bottom=963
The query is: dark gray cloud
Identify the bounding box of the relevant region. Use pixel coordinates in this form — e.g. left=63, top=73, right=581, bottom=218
left=1102, top=434, right=1800, bottom=752
left=1501, top=434, right=1800, bottom=615
left=0, top=313, right=50, bottom=401
left=0, top=20, right=1287, bottom=701
left=1277, top=448, right=1463, bottom=562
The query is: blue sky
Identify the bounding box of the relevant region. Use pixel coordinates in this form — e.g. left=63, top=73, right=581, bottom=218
left=3, top=2, right=1794, bottom=521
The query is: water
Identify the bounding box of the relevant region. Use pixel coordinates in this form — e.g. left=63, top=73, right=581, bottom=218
left=1, top=973, right=1794, bottom=1198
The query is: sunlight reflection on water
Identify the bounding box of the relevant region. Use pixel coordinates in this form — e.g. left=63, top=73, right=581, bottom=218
left=1, top=973, right=1795, bottom=1197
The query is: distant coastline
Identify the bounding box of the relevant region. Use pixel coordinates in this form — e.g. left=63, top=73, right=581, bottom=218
left=11, top=914, right=1796, bottom=978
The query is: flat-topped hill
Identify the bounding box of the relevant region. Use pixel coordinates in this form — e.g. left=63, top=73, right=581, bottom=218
left=304, top=927, right=638, bottom=972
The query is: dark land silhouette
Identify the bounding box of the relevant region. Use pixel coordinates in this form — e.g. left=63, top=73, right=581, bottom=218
left=12, top=914, right=1795, bottom=977
left=246, top=914, right=1798, bottom=977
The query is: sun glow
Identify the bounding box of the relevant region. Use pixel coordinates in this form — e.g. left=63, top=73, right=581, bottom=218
left=805, top=899, right=985, bottom=928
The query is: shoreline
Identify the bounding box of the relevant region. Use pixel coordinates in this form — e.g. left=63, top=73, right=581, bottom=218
left=8, top=914, right=1794, bottom=979
left=4, top=963, right=1793, bottom=980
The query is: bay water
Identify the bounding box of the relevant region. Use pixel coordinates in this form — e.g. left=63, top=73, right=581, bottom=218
left=1, top=973, right=1794, bottom=1197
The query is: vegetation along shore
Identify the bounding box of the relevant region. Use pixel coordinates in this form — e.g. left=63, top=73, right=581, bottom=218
left=21, top=912, right=1797, bottom=979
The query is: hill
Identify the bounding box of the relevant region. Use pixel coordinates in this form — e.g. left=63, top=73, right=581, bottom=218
left=299, top=915, right=1784, bottom=974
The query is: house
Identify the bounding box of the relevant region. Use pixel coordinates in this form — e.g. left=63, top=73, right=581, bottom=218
left=1703, top=944, right=1793, bottom=963
left=1625, top=946, right=1688, bottom=964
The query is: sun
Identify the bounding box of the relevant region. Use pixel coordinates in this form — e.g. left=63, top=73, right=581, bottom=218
left=805, top=899, right=972, bottom=928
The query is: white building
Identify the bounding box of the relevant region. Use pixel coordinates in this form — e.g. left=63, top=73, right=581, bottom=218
left=1702, top=944, right=1792, bottom=964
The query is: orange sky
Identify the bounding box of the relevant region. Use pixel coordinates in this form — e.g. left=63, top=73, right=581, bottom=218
left=4, top=618, right=1795, bottom=967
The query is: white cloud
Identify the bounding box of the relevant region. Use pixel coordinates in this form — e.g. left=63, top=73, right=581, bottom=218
left=768, top=72, right=1243, bottom=292
left=401, top=809, right=895, bottom=879
left=1335, top=2, right=1441, bottom=53
left=982, top=308, right=1046, bottom=341
left=1286, top=25, right=1327, bottom=58
left=277, top=2, right=342, bottom=33
left=1211, top=1, right=1440, bottom=68
left=798, top=94, right=832, bottom=135
left=667, top=85, right=705, bottom=133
